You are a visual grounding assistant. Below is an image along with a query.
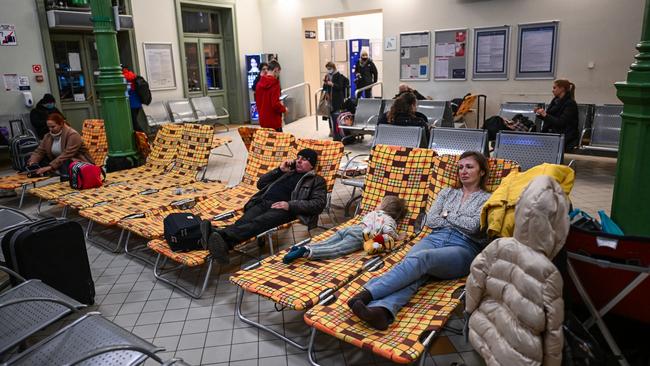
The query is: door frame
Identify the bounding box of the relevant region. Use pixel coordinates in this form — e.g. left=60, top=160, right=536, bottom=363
left=174, top=0, right=244, bottom=123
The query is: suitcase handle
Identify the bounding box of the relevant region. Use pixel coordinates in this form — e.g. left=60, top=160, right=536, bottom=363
left=27, top=218, right=62, bottom=233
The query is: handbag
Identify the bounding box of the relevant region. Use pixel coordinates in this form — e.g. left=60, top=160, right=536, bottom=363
left=68, top=161, right=106, bottom=190
left=163, top=213, right=203, bottom=252
left=317, top=92, right=332, bottom=116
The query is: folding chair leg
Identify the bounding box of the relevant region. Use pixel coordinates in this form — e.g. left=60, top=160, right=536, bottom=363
left=211, top=143, right=234, bottom=158
left=266, top=231, right=275, bottom=255
left=124, top=232, right=156, bottom=265
left=86, top=223, right=125, bottom=253
left=307, top=328, right=321, bottom=366
left=418, top=329, right=440, bottom=366
left=567, top=261, right=631, bottom=366
left=152, top=253, right=213, bottom=299
left=235, top=288, right=308, bottom=350
left=86, top=220, right=94, bottom=240
left=18, top=185, right=27, bottom=209
left=36, top=198, right=42, bottom=215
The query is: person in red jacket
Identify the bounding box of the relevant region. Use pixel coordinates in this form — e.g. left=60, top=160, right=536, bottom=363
left=255, top=60, right=287, bottom=131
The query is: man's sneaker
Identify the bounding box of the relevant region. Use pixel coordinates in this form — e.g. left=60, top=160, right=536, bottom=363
left=207, top=232, right=230, bottom=265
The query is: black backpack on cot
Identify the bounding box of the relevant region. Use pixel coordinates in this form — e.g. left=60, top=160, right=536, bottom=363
left=163, top=213, right=203, bottom=252
left=134, top=76, right=152, bottom=105
left=1, top=218, right=95, bottom=305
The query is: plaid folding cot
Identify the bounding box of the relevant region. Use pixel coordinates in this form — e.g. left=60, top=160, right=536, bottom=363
left=56, top=124, right=214, bottom=211
left=228, top=145, right=437, bottom=348
left=28, top=124, right=182, bottom=204
left=135, top=131, right=151, bottom=159
left=303, top=155, right=520, bottom=365
left=237, top=126, right=274, bottom=151
left=0, top=119, right=108, bottom=208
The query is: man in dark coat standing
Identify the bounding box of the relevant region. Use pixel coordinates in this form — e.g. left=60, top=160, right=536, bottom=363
left=354, top=50, right=378, bottom=98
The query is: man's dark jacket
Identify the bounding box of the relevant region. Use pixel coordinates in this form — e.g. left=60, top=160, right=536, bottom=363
left=245, top=167, right=327, bottom=229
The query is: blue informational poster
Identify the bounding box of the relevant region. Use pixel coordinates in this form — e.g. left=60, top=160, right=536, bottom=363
left=250, top=102, right=259, bottom=121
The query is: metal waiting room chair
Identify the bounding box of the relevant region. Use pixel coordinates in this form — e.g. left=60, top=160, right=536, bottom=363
left=167, top=99, right=197, bottom=123
left=341, top=124, right=423, bottom=216
left=494, top=130, right=565, bottom=171
left=417, top=100, right=454, bottom=127
left=581, top=104, right=623, bottom=152
left=498, top=102, right=543, bottom=131
left=428, top=127, right=488, bottom=156
left=576, top=103, right=595, bottom=148
left=190, top=96, right=230, bottom=131
left=142, top=101, right=173, bottom=129
left=340, top=98, right=383, bottom=135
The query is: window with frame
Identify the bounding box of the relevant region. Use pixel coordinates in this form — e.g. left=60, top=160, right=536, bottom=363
left=181, top=9, right=220, bottom=34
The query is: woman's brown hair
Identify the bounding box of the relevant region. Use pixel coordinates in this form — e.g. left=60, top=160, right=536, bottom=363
left=554, top=79, right=576, bottom=100
left=47, top=113, right=69, bottom=127
left=387, top=92, right=417, bottom=123
left=459, top=151, right=490, bottom=191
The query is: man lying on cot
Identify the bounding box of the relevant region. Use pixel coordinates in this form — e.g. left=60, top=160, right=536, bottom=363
left=347, top=151, right=492, bottom=330
left=282, top=195, right=407, bottom=264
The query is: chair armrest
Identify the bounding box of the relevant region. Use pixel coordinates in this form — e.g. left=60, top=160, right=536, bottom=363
left=341, top=154, right=370, bottom=179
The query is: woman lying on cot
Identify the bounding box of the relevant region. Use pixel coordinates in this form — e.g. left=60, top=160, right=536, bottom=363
left=347, top=151, right=491, bottom=330
left=282, top=196, right=407, bottom=264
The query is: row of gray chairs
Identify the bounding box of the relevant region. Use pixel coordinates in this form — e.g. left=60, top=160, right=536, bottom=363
left=341, top=98, right=454, bottom=135
left=0, top=266, right=187, bottom=365
left=143, top=97, right=230, bottom=131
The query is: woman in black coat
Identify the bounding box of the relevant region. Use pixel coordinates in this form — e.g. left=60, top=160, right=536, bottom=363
left=323, top=62, right=349, bottom=140
left=354, top=51, right=378, bottom=98
left=378, top=92, right=429, bottom=147
left=535, top=79, right=579, bottom=150
left=30, top=93, right=63, bottom=139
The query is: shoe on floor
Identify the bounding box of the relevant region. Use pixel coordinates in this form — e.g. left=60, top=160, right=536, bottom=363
left=207, top=232, right=230, bottom=265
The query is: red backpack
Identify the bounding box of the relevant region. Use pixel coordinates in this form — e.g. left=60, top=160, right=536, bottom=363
left=68, top=161, right=105, bottom=190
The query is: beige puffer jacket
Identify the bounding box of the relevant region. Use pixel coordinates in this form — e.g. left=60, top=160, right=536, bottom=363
left=465, top=175, right=569, bottom=366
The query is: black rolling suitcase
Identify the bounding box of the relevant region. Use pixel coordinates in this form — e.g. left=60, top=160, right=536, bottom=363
left=1, top=218, right=95, bottom=305
left=9, top=134, right=39, bottom=172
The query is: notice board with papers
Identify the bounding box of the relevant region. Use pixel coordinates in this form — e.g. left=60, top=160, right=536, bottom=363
left=516, top=21, right=559, bottom=79
left=473, top=25, right=510, bottom=80
left=433, top=29, right=467, bottom=80
left=400, top=31, right=430, bottom=80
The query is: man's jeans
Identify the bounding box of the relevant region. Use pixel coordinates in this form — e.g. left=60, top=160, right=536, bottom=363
left=364, top=227, right=479, bottom=318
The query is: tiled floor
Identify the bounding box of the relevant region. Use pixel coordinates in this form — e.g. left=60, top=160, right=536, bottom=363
left=0, top=115, right=618, bottom=365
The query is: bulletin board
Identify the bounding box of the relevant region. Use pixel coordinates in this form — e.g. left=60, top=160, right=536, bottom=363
left=516, top=21, right=559, bottom=79
left=143, top=43, right=176, bottom=90
left=473, top=25, right=510, bottom=80
left=399, top=31, right=430, bottom=81
left=433, top=29, right=467, bottom=80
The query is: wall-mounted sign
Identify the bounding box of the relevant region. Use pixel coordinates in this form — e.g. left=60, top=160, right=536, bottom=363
left=304, top=30, right=316, bottom=39
left=384, top=36, right=397, bottom=51
left=143, top=43, right=177, bottom=90
left=0, top=24, right=17, bottom=46
left=32, top=64, right=42, bottom=73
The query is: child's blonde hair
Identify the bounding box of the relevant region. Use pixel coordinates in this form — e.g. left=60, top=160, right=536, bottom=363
left=379, top=195, right=407, bottom=221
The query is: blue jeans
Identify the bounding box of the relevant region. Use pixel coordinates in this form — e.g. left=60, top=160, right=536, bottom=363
left=308, top=225, right=364, bottom=260
left=364, top=227, right=479, bottom=318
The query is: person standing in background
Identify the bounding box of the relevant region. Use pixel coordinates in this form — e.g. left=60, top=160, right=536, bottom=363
left=251, top=62, right=269, bottom=99
left=30, top=93, right=63, bottom=139
left=255, top=61, right=287, bottom=132
left=354, top=50, right=378, bottom=98
left=122, top=67, right=143, bottom=132
left=323, top=62, right=349, bottom=140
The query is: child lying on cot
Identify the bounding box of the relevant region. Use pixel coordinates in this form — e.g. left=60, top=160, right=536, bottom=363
left=283, top=195, right=407, bottom=264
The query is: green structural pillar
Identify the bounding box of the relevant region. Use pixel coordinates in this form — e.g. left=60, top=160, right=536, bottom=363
left=613, top=0, right=650, bottom=236
left=89, top=0, right=138, bottom=170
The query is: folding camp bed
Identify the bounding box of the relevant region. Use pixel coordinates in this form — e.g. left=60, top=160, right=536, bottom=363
left=0, top=119, right=108, bottom=208
left=125, top=138, right=344, bottom=299
left=228, top=145, right=437, bottom=348
left=28, top=124, right=182, bottom=210
left=237, top=126, right=274, bottom=152
left=55, top=123, right=214, bottom=212
left=115, top=130, right=296, bottom=264
left=303, top=155, right=520, bottom=365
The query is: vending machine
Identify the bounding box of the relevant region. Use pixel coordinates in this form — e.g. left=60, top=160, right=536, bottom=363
left=348, top=39, right=370, bottom=97
left=245, top=53, right=278, bottom=123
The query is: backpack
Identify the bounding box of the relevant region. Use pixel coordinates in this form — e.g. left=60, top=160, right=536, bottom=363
left=163, top=213, right=203, bottom=252
left=134, top=76, right=152, bottom=105
left=68, top=161, right=106, bottom=190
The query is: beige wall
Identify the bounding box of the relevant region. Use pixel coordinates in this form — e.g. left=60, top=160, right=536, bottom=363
left=0, top=0, right=50, bottom=116
left=257, top=0, right=644, bottom=118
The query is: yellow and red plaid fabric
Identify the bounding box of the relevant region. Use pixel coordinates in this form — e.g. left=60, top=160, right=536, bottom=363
left=81, top=119, right=108, bottom=167
left=148, top=239, right=211, bottom=267
left=230, top=145, right=437, bottom=311
left=78, top=181, right=226, bottom=226
left=291, top=139, right=344, bottom=193
left=240, top=130, right=295, bottom=186
left=211, top=135, right=233, bottom=150
left=135, top=131, right=151, bottom=159
left=304, top=243, right=465, bottom=364
left=302, top=155, right=521, bottom=364
left=237, top=126, right=274, bottom=151
left=0, top=173, right=50, bottom=190
left=170, top=123, right=214, bottom=175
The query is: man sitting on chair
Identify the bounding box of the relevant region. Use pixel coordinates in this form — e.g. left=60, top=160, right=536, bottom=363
left=201, top=148, right=327, bottom=264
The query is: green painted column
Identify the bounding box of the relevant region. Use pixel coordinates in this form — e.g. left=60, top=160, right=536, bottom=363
left=89, top=0, right=138, bottom=170
left=613, top=0, right=650, bottom=235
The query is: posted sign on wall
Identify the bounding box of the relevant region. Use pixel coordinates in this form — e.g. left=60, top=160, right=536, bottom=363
left=1, top=24, right=17, bottom=46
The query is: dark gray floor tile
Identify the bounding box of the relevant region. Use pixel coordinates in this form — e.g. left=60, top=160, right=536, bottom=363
left=230, top=342, right=259, bottom=361
left=182, top=319, right=210, bottom=334
left=177, top=332, right=207, bottom=350
left=258, top=339, right=286, bottom=358
left=201, top=345, right=231, bottom=364
left=205, top=329, right=233, bottom=347
left=232, top=327, right=259, bottom=344
left=174, top=348, right=204, bottom=365
left=208, top=316, right=235, bottom=331
left=156, top=321, right=185, bottom=338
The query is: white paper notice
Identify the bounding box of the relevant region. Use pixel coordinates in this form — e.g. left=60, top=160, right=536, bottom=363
left=476, top=32, right=505, bottom=73
left=596, top=236, right=618, bottom=250
left=3, top=73, right=18, bottom=91
left=435, top=43, right=455, bottom=57
left=520, top=28, right=554, bottom=73
left=435, top=58, right=449, bottom=78
left=73, top=93, right=85, bottom=102
left=401, top=64, right=419, bottom=79
left=68, top=52, right=81, bottom=71
left=351, top=41, right=359, bottom=53
left=401, top=48, right=410, bottom=59
left=145, top=45, right=176, bottom=89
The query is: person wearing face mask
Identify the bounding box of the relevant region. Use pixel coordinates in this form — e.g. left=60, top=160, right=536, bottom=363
left=255, top=60, right=288, bottom=131
left=26, top=113, right=94, bottom=180
left=354, top=51, right=378, bottom=98
left=30, top=93, right=63, bottom=139
left=323, top=62, right=350, bottom=140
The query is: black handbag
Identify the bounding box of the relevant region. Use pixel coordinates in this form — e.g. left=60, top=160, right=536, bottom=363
left=163, top=213, right=203, bottom=252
